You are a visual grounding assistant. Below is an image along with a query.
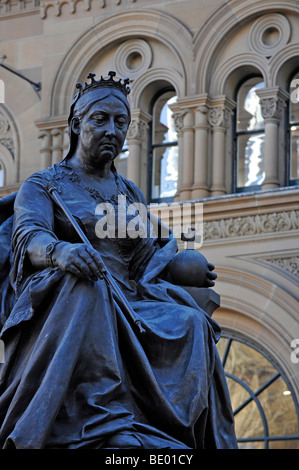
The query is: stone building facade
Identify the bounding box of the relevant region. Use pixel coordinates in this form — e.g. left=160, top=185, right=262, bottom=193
left=0, top=0, right=299, bottom=448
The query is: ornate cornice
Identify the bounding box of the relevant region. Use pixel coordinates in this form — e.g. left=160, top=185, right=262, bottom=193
left=40, top=0, right=137, bottom=18
left=203, top=210, right=299, bottom=241
left=0, top=0, right=40, bottom=17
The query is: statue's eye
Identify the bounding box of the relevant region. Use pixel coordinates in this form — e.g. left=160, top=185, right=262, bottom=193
left=116, top=118, right=128, bottom=128
left=94, top=115, right=106, bottom=124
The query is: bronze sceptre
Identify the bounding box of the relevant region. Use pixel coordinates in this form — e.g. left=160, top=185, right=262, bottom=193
left=47, top=185, right=146, bottom=334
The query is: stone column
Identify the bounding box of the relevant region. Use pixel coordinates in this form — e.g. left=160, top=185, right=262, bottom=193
left=179, top=109, right=194, bottom=201
left=126, top=111, right=150, bottom=188
left=256, top=87, right=288, bottom=190
left=172, top=111, right=184, bottom=201
left=208, top=103, right=233, bottom=197
left=38, top=130, right=52, bottom=169
left=51, top=128, right=63, bottom=164
left=62, top=126, right=70, bottom=156
left=192, top=105, right=209, bottom=199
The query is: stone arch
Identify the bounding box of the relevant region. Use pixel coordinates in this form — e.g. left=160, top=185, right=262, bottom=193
left=210, top=53, right=268, bottom=98
left=193, top=0, right=298, bottom=94
left=0, top=105, right=19, bottom=184
left=270, top=43, right=299, bottom=89
left=50, top=10, right=193, bottom=117
left=129, top=67, right=184, bottom=110
left=213, top=266, right=299, bottom=402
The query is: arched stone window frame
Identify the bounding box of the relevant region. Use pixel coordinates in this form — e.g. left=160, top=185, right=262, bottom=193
left=0, top=105, right=19, bottom=187
left=147, top=87, right=178, bottom=203
left=193, top=2, right=299, bottom=196
left=218, top=331, right=299, bottom=448
left=286, top=70, right=299, bottom=186
left=233, top=76, right=266, bottom=193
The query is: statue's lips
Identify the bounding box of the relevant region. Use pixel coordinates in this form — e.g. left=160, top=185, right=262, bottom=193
left=100, top=142, right=116, bottom=151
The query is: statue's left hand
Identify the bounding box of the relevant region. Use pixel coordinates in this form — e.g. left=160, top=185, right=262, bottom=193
left=166, top=250, right=218, bottom=288
left=205, top=262, right=217, bottom=287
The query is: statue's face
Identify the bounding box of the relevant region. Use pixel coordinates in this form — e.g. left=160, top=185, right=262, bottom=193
left=72, top=93, right=129, bottom=169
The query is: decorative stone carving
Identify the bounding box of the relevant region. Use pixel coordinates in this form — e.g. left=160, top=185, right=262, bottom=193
left=40, top=0, right=137, bottom=18
left=264, top=257, right=299, bottom=277
left=126, top=118, right=148, bottom=141
left=203, top=211, right=299, bottom=241
left=0, top=0, right=39, bottom=15
left=248, top=14, right=291, bottom=57
left=114, top=39, right=152, bottom=79
left=259, top=96, right=286, bottom=121
left=172, top=112, right=184, bottom=134
left=0, top=108, right=14, bottom=157
left=208, top=106, right=231, bottom=129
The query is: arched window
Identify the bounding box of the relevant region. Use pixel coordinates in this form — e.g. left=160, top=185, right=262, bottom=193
left=288, top=71, right=299, bottom=186
left=114, top=138, right=128, bottom=178
left=234, top=78, right=265, bottom=192
left=217, top=334, right=299, bottom=449
left=149, top=90, right=178, bottom=203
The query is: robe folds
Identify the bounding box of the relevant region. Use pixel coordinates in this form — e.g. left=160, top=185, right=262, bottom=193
left=0, top=162, right=237, bottom=449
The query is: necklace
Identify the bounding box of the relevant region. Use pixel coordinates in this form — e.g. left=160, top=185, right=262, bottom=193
left=56, top=161, right=124, bottom=203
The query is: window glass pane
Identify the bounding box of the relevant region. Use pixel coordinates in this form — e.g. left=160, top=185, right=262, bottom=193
left=259, top=376, right=299, bottom=438
left=151, top=145, right=178, bottom=199
left=290, top=72, right=299, bottom=124
left=237, top=78, right=264, bottom=132
left=151, top=91, right=178, bottom=200
left=269, top=439, right=299, bottom=449
left=226, top=376, right=251, bottom=412
left=114, top=139, right=128, bottom=178
left=216, top=337, right=228, bottom=362
left=290, top=127, right=299, bottom=180
left=153, top=93, right=177, bottom=145
left=217, top=336, right=299, bottom=449
left=237, top=133, right=265, bottom=187
left=289, top=72, right=299, bottom=181
left=236, top=78, right=265, bottom=190
left=234, top=400, right=265, bottom=449
left=222, top=340, right=277, bottom=390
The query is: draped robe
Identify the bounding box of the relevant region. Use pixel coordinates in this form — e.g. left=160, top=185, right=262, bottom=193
left=0, top=162, right=237, bottom=449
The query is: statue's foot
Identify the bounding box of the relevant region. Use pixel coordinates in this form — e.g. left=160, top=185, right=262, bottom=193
left=105, top=431, right=142, bottom=449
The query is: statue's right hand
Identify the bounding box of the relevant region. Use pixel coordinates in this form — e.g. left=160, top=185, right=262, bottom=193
left=52, top=242, right=105, bottom=281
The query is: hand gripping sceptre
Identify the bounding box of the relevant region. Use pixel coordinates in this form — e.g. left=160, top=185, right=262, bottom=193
left=47, top=185, right=146, bottom=334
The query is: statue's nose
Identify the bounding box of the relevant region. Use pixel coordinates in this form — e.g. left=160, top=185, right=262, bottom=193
left=105, top=118, right=116, bottom=136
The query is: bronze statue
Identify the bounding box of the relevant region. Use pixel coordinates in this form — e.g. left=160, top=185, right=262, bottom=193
left=0, top=72, right=237, bottom=449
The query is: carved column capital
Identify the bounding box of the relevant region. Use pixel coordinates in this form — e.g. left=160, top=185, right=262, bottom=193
left=127, top=117, right=148, bottom=142
left=172, top=112, right=184, bottom=135
left=126, top=109, right=150, bottom=143
left=208, top=106, right=231, bottom=129
left=259, top=97, right=286, bottom=121
left=256, top=87, right=289, bottom=122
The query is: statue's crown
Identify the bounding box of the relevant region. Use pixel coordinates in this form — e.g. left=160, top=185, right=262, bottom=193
left=76, top=71, right=131, bottom=98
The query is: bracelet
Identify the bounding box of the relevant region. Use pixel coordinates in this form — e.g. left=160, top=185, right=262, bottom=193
left=46, top=241, right=61, bottom=268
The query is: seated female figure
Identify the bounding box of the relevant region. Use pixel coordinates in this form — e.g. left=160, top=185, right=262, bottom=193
left=0, top=72, right=237, bottom=449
